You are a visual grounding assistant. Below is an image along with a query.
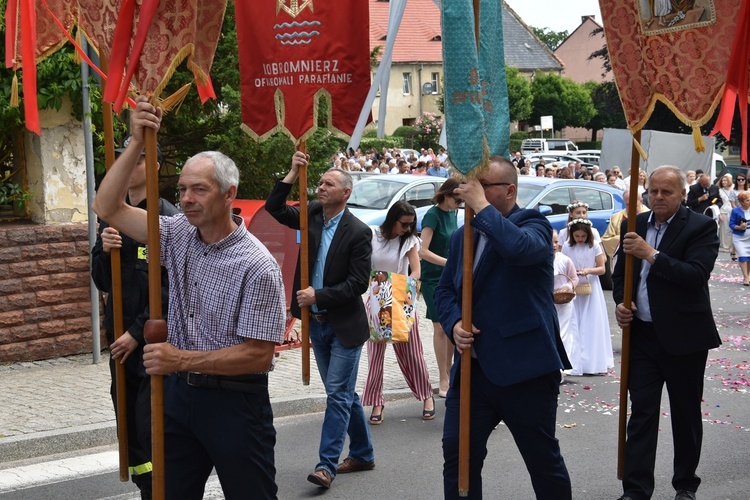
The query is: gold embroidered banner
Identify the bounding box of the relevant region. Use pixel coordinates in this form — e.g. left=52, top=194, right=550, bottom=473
left=600, top=0, right=743, bottom=145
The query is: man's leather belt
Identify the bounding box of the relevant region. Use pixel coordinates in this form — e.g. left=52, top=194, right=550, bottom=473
left=176, top=371, right=268, bottom=394
left=310, top=312, right=328, bottom=322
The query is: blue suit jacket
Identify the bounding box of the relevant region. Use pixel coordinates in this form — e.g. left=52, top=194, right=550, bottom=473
left=435, top=204, right=568, bottom=387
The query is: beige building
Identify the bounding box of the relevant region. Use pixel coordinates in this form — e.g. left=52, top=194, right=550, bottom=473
left=554, top=16, right=612, bottom=141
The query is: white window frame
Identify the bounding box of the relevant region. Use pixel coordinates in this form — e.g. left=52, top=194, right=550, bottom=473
left=430, top=72, right=440, bottom=94
left=403, top=72, right=412, bottom=95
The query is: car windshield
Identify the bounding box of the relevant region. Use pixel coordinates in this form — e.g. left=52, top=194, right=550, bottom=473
left=348, top=178, right=405, bottom=210
left=516, top=183, right=545, bottom=208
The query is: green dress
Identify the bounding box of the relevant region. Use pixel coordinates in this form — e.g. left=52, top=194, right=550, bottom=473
left=419, top=205, right=458, bottom=320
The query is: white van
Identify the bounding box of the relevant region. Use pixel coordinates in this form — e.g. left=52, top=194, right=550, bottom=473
left=521, top=138, right=578, bottom=155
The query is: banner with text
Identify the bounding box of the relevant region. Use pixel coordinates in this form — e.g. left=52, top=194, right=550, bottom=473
left=236, top=0, right=371, bottom=142
left=441, top=0, right=509, bottom=176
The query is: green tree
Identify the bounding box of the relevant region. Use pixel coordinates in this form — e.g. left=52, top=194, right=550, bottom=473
left=506, top=66, right=533, bottom=123
left=584, top=81, right=626, bottom=141
left=531, top=27, right=569, bottom=51
left=529, top=72, right=595, bottom=130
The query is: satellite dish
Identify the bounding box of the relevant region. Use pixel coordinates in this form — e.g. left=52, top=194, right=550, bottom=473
left=422, top=82, right=434, bottom=94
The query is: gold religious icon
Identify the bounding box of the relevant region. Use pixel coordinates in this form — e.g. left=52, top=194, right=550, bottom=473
left=277, top=0, right=314, bottom=17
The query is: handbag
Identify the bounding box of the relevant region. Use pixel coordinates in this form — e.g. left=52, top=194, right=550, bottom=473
left=575, top=275, right=592, bottom=296
left=367, top=270, right=418, bottom=343
left=553, top=274, right=576, bottom=304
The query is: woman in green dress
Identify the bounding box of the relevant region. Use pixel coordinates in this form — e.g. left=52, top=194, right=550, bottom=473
left=418, top=178, right=461, bottom=397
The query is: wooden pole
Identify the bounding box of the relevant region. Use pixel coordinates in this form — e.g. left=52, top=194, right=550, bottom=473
left=143, top=120, right=166, bottom=500
left=617, top=129, right=642, bottom=479
left=298, top=140, right=310, bottom=385
left=458, top=1, right=481, bottom=496
left=100, top=54, right=129, bottom=483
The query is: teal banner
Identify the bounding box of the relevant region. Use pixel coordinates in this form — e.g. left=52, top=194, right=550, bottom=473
left=441, top=0, right=510, bottom=175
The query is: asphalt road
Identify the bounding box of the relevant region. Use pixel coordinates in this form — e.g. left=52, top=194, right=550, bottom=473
left=2, top=256, right=749, bottom=499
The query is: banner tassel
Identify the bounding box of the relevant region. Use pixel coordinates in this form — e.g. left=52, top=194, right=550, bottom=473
left=632, top=135, right=648, bottom=161
left=74, top=30, right=83, bottom=64
left=10, top=72, right=19, bottom=108
left=692, top=126, right=706, bottom=153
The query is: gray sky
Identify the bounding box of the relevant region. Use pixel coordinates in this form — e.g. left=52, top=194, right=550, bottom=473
left=504, top=0, right=604, bottom=33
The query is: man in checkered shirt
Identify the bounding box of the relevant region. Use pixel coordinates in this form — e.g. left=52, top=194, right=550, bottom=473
left=93, top=95, right=286, bottom=500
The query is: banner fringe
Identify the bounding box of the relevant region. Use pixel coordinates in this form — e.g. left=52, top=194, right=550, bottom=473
left=632, top=137, right=647, bottom=161
left=10, top=73, right=19, bottom=108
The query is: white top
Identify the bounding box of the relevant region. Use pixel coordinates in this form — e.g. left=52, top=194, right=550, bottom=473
left=370, top=227, right=421, bottom=275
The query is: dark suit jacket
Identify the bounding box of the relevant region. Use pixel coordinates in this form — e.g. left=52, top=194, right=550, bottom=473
left=435, top=204, right=569, bottom=387
left=686, top=183, right=722, bottom=215
left=265, top=180, right=372, bottom=348
left=613, top=205, right=721, bottom=355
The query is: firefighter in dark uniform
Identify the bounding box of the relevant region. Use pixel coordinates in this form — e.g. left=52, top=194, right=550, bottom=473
left=91, top=137, right=178, bottom=500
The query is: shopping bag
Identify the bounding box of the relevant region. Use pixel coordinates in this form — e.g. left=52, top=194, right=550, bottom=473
left=367, top=270, right=418, bottom=343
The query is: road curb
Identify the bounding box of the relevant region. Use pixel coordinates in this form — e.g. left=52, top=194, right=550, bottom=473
left=0, top=389, right=419, bottom=463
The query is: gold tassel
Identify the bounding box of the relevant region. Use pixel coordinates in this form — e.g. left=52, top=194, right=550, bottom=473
left=10, top=72, right=19, bottom=107
left=159, top=83, right=192, bottom=114
left=633, top=136, right=648, bottom=161
left=74, top=31, right=83, bottom=64
left=692, top=126, right=706, bottom=153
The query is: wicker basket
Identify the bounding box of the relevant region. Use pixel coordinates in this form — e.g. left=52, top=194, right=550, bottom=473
left=575, top=275, right=592, bottom=296
left=553, top=274, right=576, bottom=304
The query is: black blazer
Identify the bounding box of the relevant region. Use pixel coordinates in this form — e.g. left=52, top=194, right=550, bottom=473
left=686, top=183, right=722, bottom=215
left=613, top=205, right=721, bottom=355
left=265, top=180, right=372, bottom=348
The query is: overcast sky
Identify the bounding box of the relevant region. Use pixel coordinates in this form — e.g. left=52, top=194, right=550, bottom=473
left=504, top=0, right=604, bottom=33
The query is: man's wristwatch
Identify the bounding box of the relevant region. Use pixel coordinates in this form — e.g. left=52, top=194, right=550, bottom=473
left=652, top=251, right=660, bottom=263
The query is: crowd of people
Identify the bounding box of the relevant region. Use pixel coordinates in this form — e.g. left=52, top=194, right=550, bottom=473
left=93, top=103, right=722, bottom=500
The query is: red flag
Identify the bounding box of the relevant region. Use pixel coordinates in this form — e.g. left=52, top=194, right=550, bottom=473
left=600, top=0, right=743, bottom=150
left=235, top=0, right=371, bottom=142
left=709, top=0, right=750, bottom=163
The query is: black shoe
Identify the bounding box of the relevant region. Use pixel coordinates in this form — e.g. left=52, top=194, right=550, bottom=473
left=675, top=490, right=696, bottom=500
left=617, top=496, right=634, bottom=500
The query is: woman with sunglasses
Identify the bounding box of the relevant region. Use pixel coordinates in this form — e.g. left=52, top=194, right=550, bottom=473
left=418, top=179, right=461, bottom=398
left=362, top=201, right=435, bottom=423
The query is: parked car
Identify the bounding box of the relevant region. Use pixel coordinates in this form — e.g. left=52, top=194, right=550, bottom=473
left=348, top=171, right=378, bottom=184
left=570, top=149, right=601, bottom=166
left=346, top=175, right=448, bottom=231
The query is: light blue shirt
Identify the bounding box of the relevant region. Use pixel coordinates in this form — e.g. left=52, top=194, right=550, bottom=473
left=634, top=212, right=675, bottom=322
left=311, top=209, right=344, bottom=312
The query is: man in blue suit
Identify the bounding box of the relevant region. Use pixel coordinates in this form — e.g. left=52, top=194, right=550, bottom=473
left=435, top=156, right=572, bottom=499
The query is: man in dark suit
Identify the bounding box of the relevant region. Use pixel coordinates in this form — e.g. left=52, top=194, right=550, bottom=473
left=614, top=165, right=721, bottom=500
left=686, top=173, right=722, bottom=216
left=435, top=156, right=572, bottom=499
left=266, top=152, right=375, bottom=490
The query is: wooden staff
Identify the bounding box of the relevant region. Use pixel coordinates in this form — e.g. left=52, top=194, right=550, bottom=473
left=298, top=140, right=310, bottom=385
left=617, top=129, right=642, bottom=479
left=100, top=54, right=130, bottom=483
left=142, top=120, right=166, bottom=500
left=458, top=1, right=482, bottom=496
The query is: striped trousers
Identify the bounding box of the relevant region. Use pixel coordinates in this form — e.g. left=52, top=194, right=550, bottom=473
left=362, top=313, right=434, bottom=406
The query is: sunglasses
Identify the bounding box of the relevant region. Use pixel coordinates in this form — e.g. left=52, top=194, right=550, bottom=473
left=738, top=178, right=746, bottom=181
left=397, top=220, right=416, bottom=228
left=453, top=197, right=465, bottom=205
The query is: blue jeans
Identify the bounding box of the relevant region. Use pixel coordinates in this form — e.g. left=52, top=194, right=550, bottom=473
left=309, top=320, right=374, bottom=477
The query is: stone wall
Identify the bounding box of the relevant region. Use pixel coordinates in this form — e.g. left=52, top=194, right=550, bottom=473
left=0, top=222, right=99, bottom=362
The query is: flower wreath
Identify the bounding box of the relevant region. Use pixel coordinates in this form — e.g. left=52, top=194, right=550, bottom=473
left=567, top=201, right=589, bottom=212
left=567, top=218, right=593, bottom=228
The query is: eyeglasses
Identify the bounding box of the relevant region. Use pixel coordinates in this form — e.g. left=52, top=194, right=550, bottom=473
left=480, top=182, right=511, bottom=189
left=397, top=220, right=416, bottom=228
left=452, top=197, right=464, bottom=205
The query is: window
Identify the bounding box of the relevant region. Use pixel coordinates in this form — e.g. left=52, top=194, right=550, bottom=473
left=431, top=72, right=440, bottom=94
left=402, top=183, right=438, bottom=208
left=537, top=188, right=571, bottom=215
left=571, top=188, right=613, bottom=211
left=403, top=72, right=412, bottom=95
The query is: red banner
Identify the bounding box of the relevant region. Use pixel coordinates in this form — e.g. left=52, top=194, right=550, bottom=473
left=600, top=0, right=743, bottom=147
left=235, top=0, right=371, bottom=142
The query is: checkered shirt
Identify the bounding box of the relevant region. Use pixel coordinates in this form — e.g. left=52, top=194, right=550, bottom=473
left=159, top=214, right=286, bottom=350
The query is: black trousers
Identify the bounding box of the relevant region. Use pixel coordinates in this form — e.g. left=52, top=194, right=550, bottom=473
left=443, top=358, right=571, bottom=499
left=163, top=374, right=278, bottom=500
left=622, top=318, right=708, bottom=499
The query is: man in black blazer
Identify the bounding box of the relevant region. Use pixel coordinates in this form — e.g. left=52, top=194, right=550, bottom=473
left=686, top=173, right=722, bottom=216
left=266, top=152, right=375, bottom=490
left=613, top=166, right=721, bottom=500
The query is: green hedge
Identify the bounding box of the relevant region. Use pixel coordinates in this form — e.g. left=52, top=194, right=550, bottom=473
left=360, top=137, right=403, bottom=152
left=575, top=141, right=601, bottom=150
